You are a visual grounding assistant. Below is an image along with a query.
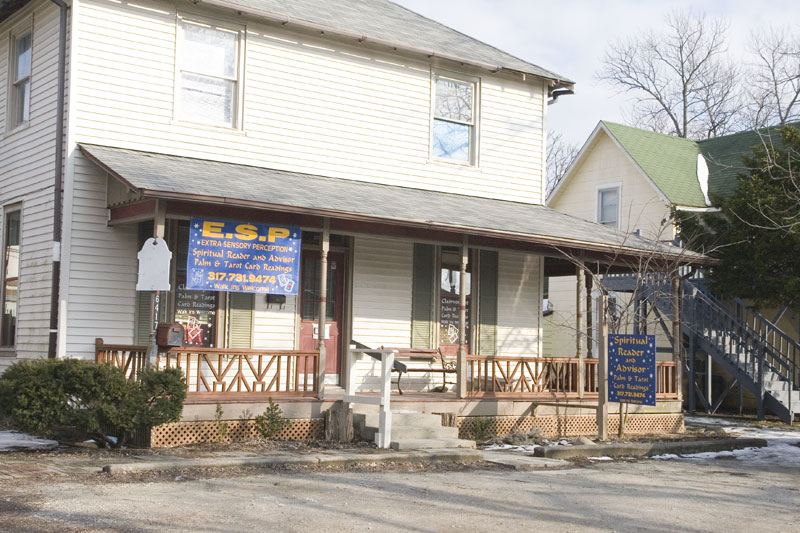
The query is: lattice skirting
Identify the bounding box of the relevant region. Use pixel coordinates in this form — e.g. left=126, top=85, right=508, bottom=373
left=151, top=419, right=325, bottom=448
left=457, top=414, right=684, bottom=440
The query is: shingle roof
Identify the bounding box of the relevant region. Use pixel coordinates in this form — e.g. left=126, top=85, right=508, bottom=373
left=697, top=123, right=799, bottom=199
left=200, top=0, right=572, bottom=84
left=601, top=121, right=707, bottom=208
left=79, top=143, right=704, bottom=263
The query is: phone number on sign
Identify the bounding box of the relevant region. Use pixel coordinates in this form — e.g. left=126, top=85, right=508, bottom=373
left=207, top=272, right=278, bottom=284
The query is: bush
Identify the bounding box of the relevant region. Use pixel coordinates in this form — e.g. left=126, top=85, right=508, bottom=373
left=253, top=398, right=289, bottom=440
left=0, top=358, right=186, bottom=448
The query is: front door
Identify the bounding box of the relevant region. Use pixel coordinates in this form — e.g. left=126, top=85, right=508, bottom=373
left=299, top=251, right=345, bottom=380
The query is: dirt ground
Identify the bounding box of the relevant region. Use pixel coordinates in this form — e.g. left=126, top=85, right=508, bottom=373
left=1, top=453, right=798, bottom=532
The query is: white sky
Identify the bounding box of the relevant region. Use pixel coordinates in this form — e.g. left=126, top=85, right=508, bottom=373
left=393, top=0, right=800, bottom=147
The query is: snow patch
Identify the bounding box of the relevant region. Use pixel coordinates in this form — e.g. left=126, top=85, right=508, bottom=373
left=0, top=431, right=58, bottom=451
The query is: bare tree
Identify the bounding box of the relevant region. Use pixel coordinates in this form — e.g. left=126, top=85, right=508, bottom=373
left=546, top=130, right=580, bottom=198
left=597, top=9, right=740, bottom=139
left=743, top=27, right=800, bottom=128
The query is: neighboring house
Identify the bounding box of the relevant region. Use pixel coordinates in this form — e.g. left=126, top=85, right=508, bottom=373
left=546, top=120, right=800, bottom=421
left=0, top=0, right=698, bottom=445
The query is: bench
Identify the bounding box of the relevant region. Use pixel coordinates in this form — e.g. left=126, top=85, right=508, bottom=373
left=380, top=346, right=456, bottom=394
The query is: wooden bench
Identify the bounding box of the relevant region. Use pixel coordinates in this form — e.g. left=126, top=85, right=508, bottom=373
left=380, top=346, right=456, bottom=395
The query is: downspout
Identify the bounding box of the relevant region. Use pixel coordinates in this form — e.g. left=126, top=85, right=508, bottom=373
left=47, top=0, right=69, bottom=358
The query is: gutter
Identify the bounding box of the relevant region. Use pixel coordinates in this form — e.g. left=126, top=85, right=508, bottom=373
left=47, top=0, right=68, bottom=358
left=674, top=206, right=721, bottom=213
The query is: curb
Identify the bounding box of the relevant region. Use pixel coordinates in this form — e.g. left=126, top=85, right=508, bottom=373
left=100, top=448, right=484, bottom=475
left=532, top=438, right=768, bottom=460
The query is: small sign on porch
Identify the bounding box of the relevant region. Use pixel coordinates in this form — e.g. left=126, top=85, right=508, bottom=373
left=186, top=217, right=300, bottom=295
left=608, top=334, right=656, bottom=406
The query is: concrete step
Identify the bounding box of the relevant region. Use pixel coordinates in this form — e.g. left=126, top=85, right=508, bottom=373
left=387, top=425, right=459, bottom=440
left=390, top=438, right=476, bottom=450
left=354, top=412, right=442, bottom=429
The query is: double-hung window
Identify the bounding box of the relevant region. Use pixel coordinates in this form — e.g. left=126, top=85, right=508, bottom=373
left=177, top=17, right=241, bottom=128
left=598, top=187, right=620, bottom=228
left=431, top=74, right=477, bottom=163
left=1, top=209, right=21, bottom=347
left=9, top=26, right=32, bottom=129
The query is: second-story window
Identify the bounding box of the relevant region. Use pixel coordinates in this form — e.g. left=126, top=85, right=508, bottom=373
left=598, top=187, right=620, bottom=228
left=9, top=27, right=32, bottom=129
left=177, top=17, right=241, bottom=128
left=431, top=74, right=477, bottom=163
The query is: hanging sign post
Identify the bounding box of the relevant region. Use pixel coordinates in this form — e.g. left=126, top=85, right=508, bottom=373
left=136, top=237, right=172, bottom=365
left=186, top=217, right=300, bottom=295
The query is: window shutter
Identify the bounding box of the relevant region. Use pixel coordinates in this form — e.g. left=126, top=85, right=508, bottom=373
left=411, top=243, right=435, bottom=349
left=478, top=250, right=498, bottom=356
left=228, top=292, right=254, bottom=348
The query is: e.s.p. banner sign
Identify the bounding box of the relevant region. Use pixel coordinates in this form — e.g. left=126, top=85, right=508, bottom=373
left=608, top=334, right=656, bottom=406
left=186, top=217, right=300, bottom=295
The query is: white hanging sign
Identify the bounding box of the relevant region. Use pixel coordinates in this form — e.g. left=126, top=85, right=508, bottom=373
left=137, top=237, right=172, bottom=291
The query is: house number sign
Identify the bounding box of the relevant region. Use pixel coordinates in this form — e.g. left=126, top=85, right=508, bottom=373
left=186, top=217, right=301, bottom=295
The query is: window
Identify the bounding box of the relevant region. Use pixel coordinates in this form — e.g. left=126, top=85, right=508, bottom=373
left=8, top=27, right=32, bottom=129
left=176, top=17, right=241, bottom=128
left=598, top=187, right=620, bottom=228
left=1, top=209, right=21, bottom=347
left=431, top=74, right=476, bottom=163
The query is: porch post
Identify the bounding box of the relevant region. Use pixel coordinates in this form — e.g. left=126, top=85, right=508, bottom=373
left=595, top=290, right=609, bottom=440
left=456, top=235, right=469, bottom=398
left=671, top=269, right=683, bottom=402
left=585, top=273, right=593, bottom=358
left=576, top=265, right=585, bottom=399
left=145, top=200, right=167, bottom=365
left=317, top=219, right=330, bottom=399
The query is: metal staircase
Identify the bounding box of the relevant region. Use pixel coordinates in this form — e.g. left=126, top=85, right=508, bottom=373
left=645, top=276, right=799, bottom=423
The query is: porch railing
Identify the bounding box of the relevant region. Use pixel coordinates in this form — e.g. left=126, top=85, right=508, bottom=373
left=95, top=339, right=319, bottom=397
left=466, top=355, right=678, bottom=399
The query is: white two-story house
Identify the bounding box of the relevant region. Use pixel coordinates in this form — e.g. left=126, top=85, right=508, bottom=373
left=0, top=0, right=700, bottom=445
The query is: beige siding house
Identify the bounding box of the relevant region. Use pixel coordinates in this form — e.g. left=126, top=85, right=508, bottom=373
left=1, top=0, right=696, bottom=445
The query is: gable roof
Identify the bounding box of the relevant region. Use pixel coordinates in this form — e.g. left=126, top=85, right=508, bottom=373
left=601, top=121, right=707, bottom=208
left=0, top=0, right=572, bottom=87
left=697, top=122, right=800, bottom=199
left=203, top=0, right=572, bottom=84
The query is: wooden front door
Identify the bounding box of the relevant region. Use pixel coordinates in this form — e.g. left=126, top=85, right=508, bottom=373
left=299, top=251, right=345, bottom=378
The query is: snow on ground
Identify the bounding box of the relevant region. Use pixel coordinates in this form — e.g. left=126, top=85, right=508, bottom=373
left=651, top=416, right=800, bottom=466
left=0, top=430, right=58, bottom=452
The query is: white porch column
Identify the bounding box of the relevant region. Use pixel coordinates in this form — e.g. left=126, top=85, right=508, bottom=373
left=456, top=235, right=469, bottom=398
left=317, top=219, right=329, bottom=399
left=576, top=265, right=585, bottom=398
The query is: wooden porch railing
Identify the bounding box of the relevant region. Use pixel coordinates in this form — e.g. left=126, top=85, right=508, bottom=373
left=95, top=339, right=319, bottom=397
left=466, top=355, right=678, bottom=399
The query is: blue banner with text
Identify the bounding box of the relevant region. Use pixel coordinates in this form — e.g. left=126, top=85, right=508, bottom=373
left=186, top=217, right=300, bottom=295
left=608, top=334, right=656, bottom=406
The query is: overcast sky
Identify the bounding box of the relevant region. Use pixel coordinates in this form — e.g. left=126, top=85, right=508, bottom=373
left=393, top=0, right=800, bottom=147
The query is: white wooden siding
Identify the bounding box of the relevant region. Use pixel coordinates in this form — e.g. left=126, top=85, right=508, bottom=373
left=72, top=0, right=546, bottom=204
left=0, top=1, right=62, bottom=364
left=496, top=250, right=541, bottom=356
left=252, top=295, right=296, bottom=350
left=64, top=154, right=138, bottom=358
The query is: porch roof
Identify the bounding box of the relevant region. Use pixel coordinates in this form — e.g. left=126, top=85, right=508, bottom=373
left=79, top=143, right=709, bottom=267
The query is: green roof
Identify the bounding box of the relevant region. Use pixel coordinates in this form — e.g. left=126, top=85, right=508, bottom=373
left=601, top=121, right=706, bottom=208
left=697, top=122, right=799, bottom=199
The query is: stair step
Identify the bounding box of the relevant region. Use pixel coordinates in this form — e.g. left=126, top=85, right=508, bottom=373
left=386, top=425, right=459, bottom=440
left=390, top=438, right=476, bottom=450
left=355, top=412, right=442, bottom=428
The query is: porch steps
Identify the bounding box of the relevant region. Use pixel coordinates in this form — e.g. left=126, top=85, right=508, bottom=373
left=353, top=411, right=476, bottom=450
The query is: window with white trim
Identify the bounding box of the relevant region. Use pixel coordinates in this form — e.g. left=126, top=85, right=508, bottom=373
left=431, top=74, right=476, bottom=163
left=176, top=16, right=241, bottom=128
left=8, top=25, right=32, bottom=129
left=598, top=187, right=620, bottom=228
left=1, top=208, right=21, bottom=347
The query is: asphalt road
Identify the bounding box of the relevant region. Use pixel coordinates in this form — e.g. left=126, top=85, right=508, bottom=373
left=1, top=453, right=798, bottom=532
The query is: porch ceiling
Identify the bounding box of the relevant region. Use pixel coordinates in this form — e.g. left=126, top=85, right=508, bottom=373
left=79, top=143, right=710, bottom=268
